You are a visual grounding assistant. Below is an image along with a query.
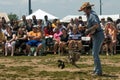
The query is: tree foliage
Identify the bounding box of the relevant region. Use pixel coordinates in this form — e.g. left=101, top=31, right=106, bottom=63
left=8, top=13, right=19, bottom=20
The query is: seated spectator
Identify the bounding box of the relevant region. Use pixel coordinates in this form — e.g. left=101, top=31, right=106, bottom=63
left=59, top=28, right=69, bottom=55
left=43, top=23, right=54, bottom=51
left=52, top=19, right=58, bottom=29
left=116, top=19, right=120, bottom=44
left=44, top=23, right=54, bottom=36
left=15, top=28, right=28, bottom=54
left=57, top=21, right=66, bottom=32
left=78, top=25, right=86, bottom=36
left=104, top=22, right=117, bottom=55
left=68, top=27, right=83, bottom=53
left=0, top=20, right=6, bottom=53
left=26, top=25, right=42, bottom=56
left=53, top=27, right=63, bottom=54
left=5, top=26, right=17, bottom=56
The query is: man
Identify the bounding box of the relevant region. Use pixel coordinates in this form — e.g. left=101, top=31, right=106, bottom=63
left=78, top=2, right=104, bottom=76
left=32, top=15, right=38, bottom=25
left=26, top=25, right=42, bottom=56
left=78, top=16, right=84, bottom=26
left=100, top=18, right=106, bottom=31
left=44, top=15, right=51, bottom=27
left=19, top=15, right=28, bottom=28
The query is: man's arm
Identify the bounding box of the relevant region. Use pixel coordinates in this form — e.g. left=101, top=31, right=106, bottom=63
left=27, top=32, right=34, bottom=40
left=85, top=23, right=99, bottom=35
left=33, top=32, right=41, bottom=40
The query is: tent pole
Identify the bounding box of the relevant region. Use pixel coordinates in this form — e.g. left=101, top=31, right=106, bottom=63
left=28, top=0, right=32, bottom=15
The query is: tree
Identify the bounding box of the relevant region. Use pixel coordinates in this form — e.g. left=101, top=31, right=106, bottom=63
left=8, top=13, right=19, bottom=21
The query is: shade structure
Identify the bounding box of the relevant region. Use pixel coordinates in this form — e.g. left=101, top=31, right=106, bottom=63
left=60, top=15, right=86, bottom=23
left=26, top=9, right=58, bottom=20
left=0, top=12, right=10, bottom=22
left=61, top=14, right=120, bottom=23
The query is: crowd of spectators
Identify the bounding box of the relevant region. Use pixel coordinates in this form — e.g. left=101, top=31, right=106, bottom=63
left=0, top=15, right=120, bottom=56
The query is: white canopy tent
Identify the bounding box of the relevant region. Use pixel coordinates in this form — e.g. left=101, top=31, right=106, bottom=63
left=0, top=12, right=10, bottom=22
left=26, top=9, right=58, bottom=20
left=60, top=15, right=86, bottom=23
left=99, top=14, right=120, bottom=21
left=61, top=14, right=120, bottom=23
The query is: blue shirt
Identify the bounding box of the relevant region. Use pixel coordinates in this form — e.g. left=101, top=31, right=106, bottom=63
left=69, top=32, right=81, bottom=40
left=87, top=10, right=103, bottom=34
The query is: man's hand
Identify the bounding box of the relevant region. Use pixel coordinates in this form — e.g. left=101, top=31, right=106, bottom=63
left=85, top=29, right=96, bottom=36
left=85, top=29, right=91, bottom=35
left=85, top=24, right=98, bottom=35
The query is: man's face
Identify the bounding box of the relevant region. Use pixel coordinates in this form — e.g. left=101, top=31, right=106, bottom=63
left=22, top=15, right=26, bottom=20
left=33, top=27, right=38, bottom=32
left=83, top=8, right=88, bottom=13
left=83, top=7, right=91, bottom=15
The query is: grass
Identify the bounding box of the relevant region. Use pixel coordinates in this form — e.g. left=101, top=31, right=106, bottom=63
left=0, top=54, right=120, bottom=80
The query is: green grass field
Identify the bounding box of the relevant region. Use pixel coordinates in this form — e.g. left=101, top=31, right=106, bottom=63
left=0, top=54, right=120, bottom=80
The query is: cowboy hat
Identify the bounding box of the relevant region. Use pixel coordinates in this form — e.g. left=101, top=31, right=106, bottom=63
left=78, top=2, right=94, bottom=11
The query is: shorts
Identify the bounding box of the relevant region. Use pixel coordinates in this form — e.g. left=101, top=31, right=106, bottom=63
left=26, top=40, right=42, bottom=47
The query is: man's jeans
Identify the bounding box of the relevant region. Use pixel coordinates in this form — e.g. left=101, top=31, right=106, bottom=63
left=92, top=31, right=105, bottom=74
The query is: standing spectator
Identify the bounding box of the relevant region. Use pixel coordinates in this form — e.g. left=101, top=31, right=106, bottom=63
left=32, top=15, right=37, bottom=25
left=100, top=18, right=106, bottom=30
left=1, top=17, right=7, bottom=29
left=19, top=15, right=28, bottom=27
left=44, top=15, right=51, bottom=27
left=78, top=16, right=84, bottom=26
left=78, top=2, right=104, bottom=76
left=2, top=17, right=6, bottom=24
left=9, top=19, right=14, bottom=27
left=67, top=18, right=75, bottom=35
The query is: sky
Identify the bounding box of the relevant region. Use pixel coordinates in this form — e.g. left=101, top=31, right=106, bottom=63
left=0, top=0, right=120, bottom=19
